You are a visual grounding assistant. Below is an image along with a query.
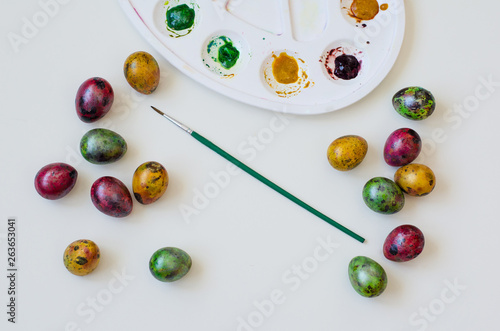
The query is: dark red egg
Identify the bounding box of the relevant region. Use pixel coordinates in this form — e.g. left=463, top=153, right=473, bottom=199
left=90, top=176, right=132, bottom=218
left=383, top=128, right=422, bottom=167
left=34, top=163, right=78, bottom=200
left=75, top=77, right=114, bottom=123
left=383, top=224, right=425, bottom=262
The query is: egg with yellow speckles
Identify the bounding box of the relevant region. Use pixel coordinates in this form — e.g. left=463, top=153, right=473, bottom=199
left=394, top=163, right=436, bottom=196
left=132, top=161, right=169, bottom=205
left=63, top=239, right=100, bottom=276
left=327, top=135, right=368, bottom=171
left=123, top=51, right=160, bottom=95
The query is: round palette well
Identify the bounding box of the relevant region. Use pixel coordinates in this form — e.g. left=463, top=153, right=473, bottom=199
left=119, top=0, right=405, bottom=115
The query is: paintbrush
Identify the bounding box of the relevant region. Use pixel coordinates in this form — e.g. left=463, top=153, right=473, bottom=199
left=151, top=106, right=365, bottom=243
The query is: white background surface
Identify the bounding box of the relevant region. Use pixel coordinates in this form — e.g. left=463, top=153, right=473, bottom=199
left=1, top=1, right=499, bottom=330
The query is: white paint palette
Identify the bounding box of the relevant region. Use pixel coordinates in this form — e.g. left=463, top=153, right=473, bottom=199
left=119, top=0, right=405, bottom=115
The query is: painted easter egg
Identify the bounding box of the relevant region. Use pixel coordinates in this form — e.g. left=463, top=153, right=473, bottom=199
left=348, top=256, right=387, bottom=298
left=75, top=77, right=114, bottom=123
left=91, top=176, right=133, bottom=218
left=392, top=86, right=436, bottom=120
left=80, top=128, right=127, bottom=165
left=383, top=128, right=422, bottom=167
left=327, top=135, right=368, bottom=171
left=34, top=163, right=78, bottom=200
left=394, top=163, right=436, bottom=196
left=383, top=225, right=425, bottom=262
left=63, top=239, right=100, bottom=276
left=362, top=177, right=405, bottom=214
left=132, top=161, right=169, bottom=205
left=149, top=247, right=192, bottom=282
left=123, top=51, right=160, bottom=95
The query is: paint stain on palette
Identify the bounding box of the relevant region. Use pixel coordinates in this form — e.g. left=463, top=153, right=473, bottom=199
left=201, top=31, right=251, bottom=77
left=161, top=0, right=200, bottom=38
left=321, top=42, right=366, bottom=83
left=340, top=0, right=389, bottom=24
left=262, top=51, right=313, bottom=98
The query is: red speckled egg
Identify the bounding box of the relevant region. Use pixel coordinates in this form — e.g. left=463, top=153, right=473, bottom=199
left=383, top=224, right=425, bottom=262
left=90, top=176, right=133, bottom=217
left=34, top=163, right=78, bottom=200
left=75, top=77, right=114, bottom=123
left=383, top=128, right=422, bottom=167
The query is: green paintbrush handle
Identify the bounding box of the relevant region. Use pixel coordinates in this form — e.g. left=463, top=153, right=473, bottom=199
left=191, top=131, right=365, bottom=243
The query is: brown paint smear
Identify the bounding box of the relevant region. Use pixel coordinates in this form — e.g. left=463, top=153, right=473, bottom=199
left=380, top=3, right=389, bottom=11
left=272, top=52, right=299, bottom=84
left=350, top=0, right=379, bottom=21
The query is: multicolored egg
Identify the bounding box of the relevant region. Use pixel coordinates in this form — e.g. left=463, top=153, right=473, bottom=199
left=132, top=161, right=169, bottom=205
left=392, top=86, right=436, bottom=120
left=149, top=247, right=192, bottom=282
left=394, top=163, right=436, bottom=196
left=348, top=256, right=387, bottom=298
left=34, top=163, right=78, bottom=200
left=91, top=176, right=133, bottom=217
left=75, top=77, right=114, bottom=123
left=362, top=177, right=405, bottom=214
left=123, top=51, right=160, bottom=95
left=80, top=128, right=127, bottom=165
left=63, top=239, right=100, bottom=276
left=327, top=135, right=368, bottom=171
left=383, top=128, right=422, bottom=167
left=383, top=225, right=425, bottom=262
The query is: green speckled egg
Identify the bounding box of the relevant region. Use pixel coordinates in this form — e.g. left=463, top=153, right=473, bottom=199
left=149, top=247, right=192, bottom=282
left=80, top=128, right=127, bottom=164
left=348, top=256, right=387, bottom=298
left=362, top=177, right=405, bottom=214
left=392, top=86, right=435, bottom=120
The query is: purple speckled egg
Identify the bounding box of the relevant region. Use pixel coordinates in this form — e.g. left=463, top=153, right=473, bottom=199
left=75, top=77, right=114, bottom=123
left=91, top=176, right=132, bottom=217
left=383, top=224, right=425, bottom=262
left=383, top=128, right=422, bottom=167
left=34, top=163, right=78, bottom=200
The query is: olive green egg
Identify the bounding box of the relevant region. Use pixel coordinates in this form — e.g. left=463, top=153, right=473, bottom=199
left=80, top=128, right=127, bottom=164
left=348, top=256, right=388, bottom=298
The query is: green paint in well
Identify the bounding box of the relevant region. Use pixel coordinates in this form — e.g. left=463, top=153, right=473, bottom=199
left=166, top=4, right=195, bottom=31
left=207, top=36, right=240, bottom=70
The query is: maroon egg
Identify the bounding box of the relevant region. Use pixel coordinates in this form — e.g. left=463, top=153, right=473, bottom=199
left=34, top=163, right=78, bottom=200
left=383, top=128, right=422, bottom=167
left=383, top=225, right=425, bottom=262
left=90, top=176, right=133, bottom=217
left=75, top=77, right=114, bottom=123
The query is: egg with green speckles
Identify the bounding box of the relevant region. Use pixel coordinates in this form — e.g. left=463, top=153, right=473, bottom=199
left=63, top=239, right=100, bottom=276
left=132, top=161, right=169, bottom=205
left=124, top=51, right=160, bottom=95
left=327, top=135, right=368, bottom=171
left=80, top=128, right=127, bottom=164
left=149, top=247, right=192, bottom=282
left=348, top=256, right=387, bottom=298
left=392, top=86, right=436, bottom=120
left=394, top=163, right=436, bottom=196
left=362, top=177, right=405, bottom=214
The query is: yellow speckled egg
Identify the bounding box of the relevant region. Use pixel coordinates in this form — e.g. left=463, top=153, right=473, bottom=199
left=394, top=163, right=436, bottom=196
left=63, top=239, right=100, bottom=276
left=327, top=135, right=368, bottom=171
left=132, top=161, right=169, bottom=205
left=123, top=51, right=160, bottom=94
